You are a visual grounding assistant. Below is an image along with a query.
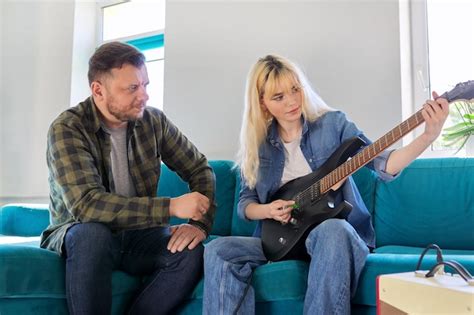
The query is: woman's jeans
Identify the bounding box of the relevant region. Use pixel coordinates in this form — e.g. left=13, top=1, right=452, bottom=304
left=64, top=222, right=203, bottom=315
left=203, top=219, right=369, bottom=315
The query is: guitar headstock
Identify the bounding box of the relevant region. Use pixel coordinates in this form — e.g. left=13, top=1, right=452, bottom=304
left=440, top=80, right=474, bottom=103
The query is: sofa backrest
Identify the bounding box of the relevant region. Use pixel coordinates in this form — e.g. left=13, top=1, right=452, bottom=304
left=158, top=160, right=256, bottom=237
left=352, top=167, right=379, bottom=216
left=7, top=158, right=471, bottom=249
left=372, top=157, right=474, bottom=250
left=0, top=204, right=49, bottom=236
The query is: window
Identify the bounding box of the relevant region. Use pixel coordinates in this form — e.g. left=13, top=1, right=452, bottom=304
left=407, top=0, right=474, bottom=157
left=101, top=0, right=165, bottom=110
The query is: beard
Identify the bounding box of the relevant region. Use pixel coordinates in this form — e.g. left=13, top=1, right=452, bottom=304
left=107, top=97, right=145, bottom=122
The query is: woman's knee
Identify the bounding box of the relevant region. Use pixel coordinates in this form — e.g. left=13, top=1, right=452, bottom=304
left=204, top=237, right=230, bottom=263
left=305, top=219, right=358, bottom=254
left=204, top=236, right=261, bottom=264
left=311, top=219, right=354, bottom=239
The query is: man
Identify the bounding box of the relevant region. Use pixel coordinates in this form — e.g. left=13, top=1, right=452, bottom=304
left=40, top=41, right=216, bottom=315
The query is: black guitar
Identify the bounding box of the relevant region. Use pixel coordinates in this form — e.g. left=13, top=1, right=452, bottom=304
left=261, top=80, right=474, bottom=262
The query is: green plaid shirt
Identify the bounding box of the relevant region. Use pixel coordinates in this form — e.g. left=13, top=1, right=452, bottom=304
left=40, top=97, right=216, bottom=255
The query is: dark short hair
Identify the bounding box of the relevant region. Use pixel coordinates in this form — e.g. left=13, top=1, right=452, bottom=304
left=88, top=41, right=146, bottom=85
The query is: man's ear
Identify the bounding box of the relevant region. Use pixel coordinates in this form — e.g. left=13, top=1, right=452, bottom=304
left=91, top=81, right=104, bottom=100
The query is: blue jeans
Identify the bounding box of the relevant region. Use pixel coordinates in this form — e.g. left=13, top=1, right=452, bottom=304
left=64, top=222, right=203, bottom=315
left=203, top=219, right=369, bottom=315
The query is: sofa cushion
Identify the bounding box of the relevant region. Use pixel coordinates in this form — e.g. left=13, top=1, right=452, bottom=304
left=157, top=160, right=238, bottom=236
left=0, top=245, right=141, bottom=299
left=0, top=204, right=49, bottom=236
left=374, top=158, right=474, bottom=249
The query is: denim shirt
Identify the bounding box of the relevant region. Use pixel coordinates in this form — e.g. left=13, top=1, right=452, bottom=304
left=238, top=111, right=398, bottom=248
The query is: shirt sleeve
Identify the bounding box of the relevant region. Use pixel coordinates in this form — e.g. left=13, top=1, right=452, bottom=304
left=237, top=174, right=260, bottom=222
left=47, top=123, right=171, bottom=230
left=157, top=113, right=216, bottom=235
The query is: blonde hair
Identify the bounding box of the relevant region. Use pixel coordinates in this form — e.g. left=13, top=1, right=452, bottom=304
left=237, top=54, right=333, bottom=189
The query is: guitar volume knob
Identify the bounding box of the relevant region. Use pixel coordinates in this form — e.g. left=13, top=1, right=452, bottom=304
left=278, top=237, right=287, bottom=245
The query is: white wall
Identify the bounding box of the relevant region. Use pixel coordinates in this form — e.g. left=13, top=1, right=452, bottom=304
left=1, top=0, right=404, bottom=201
left=1, top=1, right=75, bottom=200
left=164, top=0, right=402, bottom=160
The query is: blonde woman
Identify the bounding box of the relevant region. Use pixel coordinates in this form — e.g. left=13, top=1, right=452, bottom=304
left=203, top=55, right=448, bottom=314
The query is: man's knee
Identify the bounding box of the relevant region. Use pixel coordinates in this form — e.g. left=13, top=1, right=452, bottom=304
left=64, top=222, right=114, bottom=256
left=183, top=243, right=204, bottom=266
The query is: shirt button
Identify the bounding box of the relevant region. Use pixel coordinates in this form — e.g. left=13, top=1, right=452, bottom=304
left=309, top=158, right=313, bottom=162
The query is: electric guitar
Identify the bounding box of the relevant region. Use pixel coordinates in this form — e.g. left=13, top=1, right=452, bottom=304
left=261, top=80, right=474, bottom=262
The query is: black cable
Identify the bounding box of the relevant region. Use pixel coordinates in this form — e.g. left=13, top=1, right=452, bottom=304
left=415, top=243, right=443, bottom=270
left=233, top=270, right=254, bottom=315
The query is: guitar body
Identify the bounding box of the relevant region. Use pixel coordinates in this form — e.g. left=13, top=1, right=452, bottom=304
left=261, top=137, right=366, bottom=261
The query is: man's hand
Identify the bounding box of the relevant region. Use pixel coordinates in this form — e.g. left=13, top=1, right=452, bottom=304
left=167, top=224, right=206, bottom=253
left=169, top=192, right=210, bottom=221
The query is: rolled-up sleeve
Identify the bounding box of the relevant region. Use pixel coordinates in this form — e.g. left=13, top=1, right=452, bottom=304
left=371, top=149, right=400, bottom=182
left=237, top=174, right=259, bottom=221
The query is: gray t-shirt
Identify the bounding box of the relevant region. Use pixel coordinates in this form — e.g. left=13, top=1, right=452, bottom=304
left=102, top=124, right=137, bottom=197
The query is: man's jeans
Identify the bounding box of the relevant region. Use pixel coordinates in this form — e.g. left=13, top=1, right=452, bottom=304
left=64, top=222, right=203, bottom=315
left=203, top=219, right=369, bottom=315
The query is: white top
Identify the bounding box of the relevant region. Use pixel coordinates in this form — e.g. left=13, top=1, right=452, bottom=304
left=280, top=137, right=312, bottom=187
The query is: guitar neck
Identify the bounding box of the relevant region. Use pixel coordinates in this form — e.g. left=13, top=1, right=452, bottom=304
left=319, top=109, right=425, bottom=193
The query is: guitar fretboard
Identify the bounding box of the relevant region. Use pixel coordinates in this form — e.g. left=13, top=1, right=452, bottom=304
left=320, top=109, right=425, bottom=193
left=302, top=109, right=426, bottom=196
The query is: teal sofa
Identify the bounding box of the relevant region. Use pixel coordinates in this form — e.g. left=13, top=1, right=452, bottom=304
left=1, top=158, right=473, bottom=314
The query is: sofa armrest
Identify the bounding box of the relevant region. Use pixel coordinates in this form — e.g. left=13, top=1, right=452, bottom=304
left=0, top=204, right=49, bottom=236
